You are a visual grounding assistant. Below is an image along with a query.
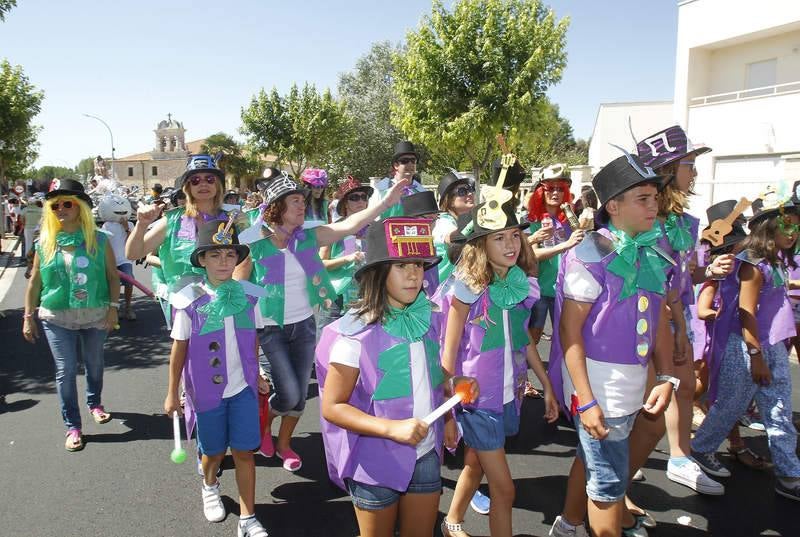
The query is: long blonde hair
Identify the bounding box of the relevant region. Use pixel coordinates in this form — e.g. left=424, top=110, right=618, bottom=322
left=40, top=195, right=98, bottom=263
left=182, top=180, right=223, bottom=218
left=455, top=232, right=538, bottom=293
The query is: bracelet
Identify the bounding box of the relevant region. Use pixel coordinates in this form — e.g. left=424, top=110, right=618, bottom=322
left=576, top=399, right=598, bottom=413
left=109, top=302, right=120, bottom=309
left=23, top=312, right=34, bottom=319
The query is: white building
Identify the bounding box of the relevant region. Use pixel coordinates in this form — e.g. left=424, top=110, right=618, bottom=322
left=590, top=0, right=800, bottom=219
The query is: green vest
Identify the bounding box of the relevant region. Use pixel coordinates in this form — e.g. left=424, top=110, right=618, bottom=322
left=248, top=227, right=337, bottom=327
left=37, top=232, right=110, bottom=310
left=434, top=213, right=457, bottom=283
left=158, top=208, right=204, bottom=289
left=528, top=221, right=558, bottom=298
left=327, top=237, right=359, bottom=304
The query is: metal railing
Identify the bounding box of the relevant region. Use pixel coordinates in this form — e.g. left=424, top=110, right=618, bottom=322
left=689, top=80, right=800, bottom=106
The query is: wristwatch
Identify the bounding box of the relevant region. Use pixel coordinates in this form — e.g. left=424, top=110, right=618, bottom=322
left=655, top=374, right=680, bottom=392
left=747, top=347, right=762, bottom=356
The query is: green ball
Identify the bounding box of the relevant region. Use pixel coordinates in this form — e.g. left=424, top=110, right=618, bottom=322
left=170, top=448, right=187, bottom=464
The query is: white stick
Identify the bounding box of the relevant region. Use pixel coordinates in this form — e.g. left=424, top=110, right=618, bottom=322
left=423, top=394, right=463, bottom=425
left=172, top=411, right=181, bottom=451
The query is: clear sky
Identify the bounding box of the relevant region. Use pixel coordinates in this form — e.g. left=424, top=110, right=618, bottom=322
left=0, top=0, right=678, bottom=168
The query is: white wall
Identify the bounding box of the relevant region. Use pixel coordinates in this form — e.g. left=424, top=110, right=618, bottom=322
left=588, top=101, right=674, bottom=169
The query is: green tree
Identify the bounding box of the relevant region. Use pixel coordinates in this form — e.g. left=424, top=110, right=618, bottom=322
left=241, top=83, right=352, bottom=178
left=76, top=157, right=96, bottom=177
left=392, top=0, right=569, bottom=181
left=201, top=132, right=262, bottom=189
left=0, top=0, right=17, bottom=22
left=27, top=165, right=77, bottom=181
left=0, top=60, right=44, bottom=186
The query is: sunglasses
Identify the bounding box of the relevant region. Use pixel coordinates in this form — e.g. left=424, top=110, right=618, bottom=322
left=679, top=161, right=696, bottom=171
left=50, top=200, right=74, bottom=210
left=778, top=216, right=800, bottom=236
left=189, top=175, right=217, bottom=186
left=543, top=182, right=568, bottom=192
left=397, top=157, right=417, bottom=165
left=454, top=184, right=475, bottom=197
left=347, top=193, right=369, bottom=203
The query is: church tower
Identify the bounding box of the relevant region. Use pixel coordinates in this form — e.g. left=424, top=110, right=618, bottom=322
left=153, top=113, right=187, bottom=159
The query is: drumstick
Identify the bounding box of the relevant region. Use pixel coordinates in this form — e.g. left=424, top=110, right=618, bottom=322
left=423, top=383, right=473, bottom=425
left=170, top=411, right=187, bottom=464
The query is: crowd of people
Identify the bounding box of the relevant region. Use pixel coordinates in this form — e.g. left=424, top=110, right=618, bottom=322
left=16, top=127, right=800, bottom=537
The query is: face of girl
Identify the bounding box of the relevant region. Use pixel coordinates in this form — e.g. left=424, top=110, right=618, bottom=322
left=50, top=197, right=80, bottom=226
left=542, top=181, right=568, bottom=208
left=485, top=228, right=522, bottom=272
left=606, top=184, right=659, bottom=235
left=673, top=157, right=697, bottom=194
left=281, top=193, right=307, bottom=228
left=187, top=173, right=219, bottom=202
left=385, top=262, right=424, bottom=308
left=450, top=183, right=475, bottom=215
left=199, top=248, right=239, bottom=285
left=344, top=190, right=369, bottom=216
left=310, top=186, right=325, bottom=199
left=775, top=213, right=800, bottom=250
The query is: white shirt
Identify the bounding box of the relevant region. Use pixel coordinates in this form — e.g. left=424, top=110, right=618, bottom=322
left=561, top=258, right=647, bottom=417
left=502, top=309, right=515, bottom=404
left=101, top=221, right=133, bottom=266
left=171, top=294, right=266, bottom=399
left=330, top=337, right=435, bottom=458
left=261, top=249, right=313, bottom=326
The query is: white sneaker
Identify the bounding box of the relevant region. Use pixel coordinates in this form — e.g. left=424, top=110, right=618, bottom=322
left=666, top=458, right=725, bottom=495
left=549, top=515, right=589, bottom=537
left=202, top=481, right=226, bottom=522
left=238, top=516, right=269, bottom=537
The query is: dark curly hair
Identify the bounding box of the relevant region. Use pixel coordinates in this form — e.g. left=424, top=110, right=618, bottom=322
left=263, top=198, right=288, bottom=225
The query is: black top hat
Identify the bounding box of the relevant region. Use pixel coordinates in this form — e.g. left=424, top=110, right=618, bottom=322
left=45, top=178, right=93, bottom=207
left=593, top=151, right=665, bottom=221
left=354, top=217, right=441, bottom=281
left=450, top=200, right=529, bottom=244
left=748, top=194, right=797, bottom=228
left=490, top=157, right=526, bottom=188
left=402, top=191, right=439, bottom=217
left=392, top=141, right=418, bottom=162
left=178, top=154, right=225, bottom=187
left=708, top=226, right=747, bottom=255
left=705, top=199, right=749, bottom=226
left=437, top=170, right=472, bottom=200
left=703, top=200, right=748, bottom=254
left=190, top=218, right=250, bottom=268
left=262, top=175, right=305, bottom=208
left=255, top=167, right=284, bottom=193
left=636, top=125, right=711, bottom=172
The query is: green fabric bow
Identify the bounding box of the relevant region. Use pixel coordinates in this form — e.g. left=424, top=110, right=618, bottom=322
left=383, top=292, right=431, bottom=342
left=373, top=337, right=445, bottom=401
left=664, top=213, right=694, bottom=252
left=607, top=223, right=672, bottom=300
left=56, top=230, right=85, bottom=248
left=772, top=264, right=786, bottom=288
left=198, top=280, right=253, bottom=335
left=488, top=265, right=529, bottom=310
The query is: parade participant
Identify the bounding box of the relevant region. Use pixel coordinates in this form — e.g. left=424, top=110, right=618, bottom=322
left=317, top=217, right=478, bottom=537
left=527, top=164, right=585, bottom=345
left=635, top=126, right=733, bottom=495
left=433, top=170, right=475, bottom=284
left=547, top=153, right=676, bottom=537
left=372, top=141, right=428, bottom=219
left=440, top=200, right=557, bottom=537
left=21, top=196, right=44, bottom=278
left=239, top=174, right=412, bottom=472
left=163, top=218, right=270, bottom=535
left=99, top=193, right=137, bottom=320
left=401, top=190, right=442, bottom=296
left=301, top=168, right=330, bottom=228
left=22, top=179, right=120, bottom=452
left=691, top=193, right=800, bottom=501
left=788, top=180, right=800, bottom=360
left=319, top=175, right=373, bottom=328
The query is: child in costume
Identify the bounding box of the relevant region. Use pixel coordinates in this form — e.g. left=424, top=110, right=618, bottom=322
left=163, top=217, right=270, bottom=536
left=99, top=193, right=136, bottom=320
left=316, top=217, right=478, bottom=537
left=433, top=170, right=476, bottom=284
left=402, top=190, right=443, bottom=296
left=440, top=200, right=558, bottom=537
left=691, top=192, right=800, bottom=501
left=547, top=153, right=677, bottom=537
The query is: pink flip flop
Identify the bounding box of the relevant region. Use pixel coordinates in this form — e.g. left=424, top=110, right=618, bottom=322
left=276, top=448, right=302, bottom=472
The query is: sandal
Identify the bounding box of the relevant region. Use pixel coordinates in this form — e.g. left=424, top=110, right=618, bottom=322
left=89, top=405, right=112, bottom=424
left=523, top=381, right=543, bottom=399
left=728, top=446, right=773, bottom=471
left=441, top=519, right=471, bottom=537
left=65, top=428, right=84, bottom=452
left=276, top=447, right=302, bottom=472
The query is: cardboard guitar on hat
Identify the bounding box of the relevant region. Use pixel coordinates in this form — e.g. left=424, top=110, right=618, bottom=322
left=477, top=134, right=515, bottom=230
left=701, top=197, right=751, bottom=247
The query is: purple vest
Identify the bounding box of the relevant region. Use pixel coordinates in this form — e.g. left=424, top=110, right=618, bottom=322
left=548, top=228, right=673, bottom=411
left=661, top=213, right=700, bottom=306
left=689, top=281, right=720, bottom=363
left=316, top=311, right=445, bottom=492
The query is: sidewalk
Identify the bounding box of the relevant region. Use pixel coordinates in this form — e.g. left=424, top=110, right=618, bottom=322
left=0, top=233, right=23, bottom=307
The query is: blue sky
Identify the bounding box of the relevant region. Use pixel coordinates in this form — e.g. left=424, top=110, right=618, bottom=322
left=0, top=0, right=678, bottom=168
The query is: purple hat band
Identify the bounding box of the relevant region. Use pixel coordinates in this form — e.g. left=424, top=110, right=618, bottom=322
left=636, top=125, right=710, bottom=170
left=301, top=168, right=328, bottom=188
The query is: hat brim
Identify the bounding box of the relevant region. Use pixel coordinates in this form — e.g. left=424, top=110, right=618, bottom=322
left=539, top=177, right=573, bottom=186
left=708, top=232, right=747, bottom=255
left=654, top=147, right=712, bottom=182
left=392, top=151, right=418, bottom=162
left=341, top=185, right=375, bottom=200
left=439, top=178, right=472, bottom=199
left=44, top=190, right=94, bottom=208
left=190, top=244, right=250, bottom=268
left=179, top=168, right=225, bottom=187
left=354, top=255, right=441, bottom=282
left=265, top=188, right=306, bottom=208
left=451, top=221, right=530, bottom=244
left=748, top=203, right=799, bottom=228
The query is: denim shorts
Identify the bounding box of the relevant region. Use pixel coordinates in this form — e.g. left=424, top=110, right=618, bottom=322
left=196, top=387, right=260, bottom=456
left=457, top=401, right=519, bottom=451
left=574, top=411, right=638, bottom=503
left=117, top=262, right=134, bottom=289
left=345, top=449, right=441, bottom=510
left=529, top=295, right=555, bottom=329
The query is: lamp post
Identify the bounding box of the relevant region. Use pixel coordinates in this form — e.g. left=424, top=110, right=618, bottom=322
left=82, top=113, right=116, bottom=179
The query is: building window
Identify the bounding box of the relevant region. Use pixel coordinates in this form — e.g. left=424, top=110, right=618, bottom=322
left=127, top=167, right=134, bottom=177
left=151, top=166, right=158, bottom=176
left=745, top=59, right=777, bottom=94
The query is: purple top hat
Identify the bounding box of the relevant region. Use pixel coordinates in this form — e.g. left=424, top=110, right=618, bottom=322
left=636, top=125, right=711, bottom=172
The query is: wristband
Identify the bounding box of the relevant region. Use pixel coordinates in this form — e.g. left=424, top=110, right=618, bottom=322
left=23, top=312, right=34, bottom=319
left=576, top=399, right=598, bottom=413
left=109, top=302, right=120, bottom=309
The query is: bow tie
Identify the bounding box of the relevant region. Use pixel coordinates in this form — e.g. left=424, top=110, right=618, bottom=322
left=607, top=223, right=672, bottom=300
left=56, top=230, right=85, bottom=248
left=664, top=213, right=694, bottom=252
left=198, top=280, right=253, bottom=335
left=383, top=292, right=432, bottom=341
left=488, top=265, right=529, bottom=309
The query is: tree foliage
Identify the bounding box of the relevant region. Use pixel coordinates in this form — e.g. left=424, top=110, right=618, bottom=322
left=0, top=60, right=44, bottom=185
left=392, top=0, right=569, bottom=180
left=201, top=132, right=262, bottom=189
left=0, top=0, right=17, bottom=22
left=26, top=165, right=78, bottom=181
left=241, top=83, right=351, bottom=178
left=76, top=157, right=96, bottom=178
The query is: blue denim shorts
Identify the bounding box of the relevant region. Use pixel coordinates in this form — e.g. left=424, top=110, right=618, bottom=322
left=574, top=411, right=638, bottom=503
left=457, top=401, right=519, bottom=451
left=117, top=262, right=134, bottom=289
left=529, top=295, right=555, bottom=329
left=345, top=449, right=441, bottom=510
left=196, top=387, right=260, bottom=456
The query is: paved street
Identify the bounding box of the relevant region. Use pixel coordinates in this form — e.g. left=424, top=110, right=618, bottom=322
left=1, top=242, right=799, bottom=537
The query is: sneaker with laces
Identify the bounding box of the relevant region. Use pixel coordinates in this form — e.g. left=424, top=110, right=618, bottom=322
left=238, top=516, right=269, bottom=537
left=469, top=489, right=490, bottom=515
left=201, top=481, right=226, bottom=522
left=666, top=457, right=725, bottom=495
left=775, top=478, right=800, bottom=502
left=691, top=450, right=731, bottom=478
left=549, top=515, right=589, bottom=537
